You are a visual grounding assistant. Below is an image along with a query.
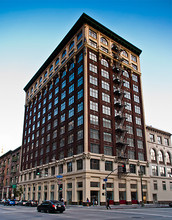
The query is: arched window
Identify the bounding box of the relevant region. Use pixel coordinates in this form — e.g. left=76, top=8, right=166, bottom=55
left=69, top=41, right=74, bottom=50
left=101, top=37, right=108, bottom=46
left=62, top=50, right=66, bottom=59
left=101, top=59, right=109, bottom=67
left=121, top=50, right=128, bottom=57
left=35, top=82, right=37, bottom=88
left=123, top=70, right=129, bottom=78
left=49, top=65, right=53, bottom=72
left=158, top=150, right=164, bottom=162
left=151, top=149, right=156, bottom=161
left=166, top=152, right=171, bottom=163
left=55, top=58, right=59, bottom=66
left=44, top=71, right=47, bottom=78
left=39, top=77, right=42, bottom=83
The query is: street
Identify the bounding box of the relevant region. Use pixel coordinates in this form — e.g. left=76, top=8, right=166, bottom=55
left=0, top=205, right=172, bottom=220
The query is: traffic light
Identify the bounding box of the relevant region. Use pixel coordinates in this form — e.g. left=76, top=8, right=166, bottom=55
left=122, top=164, right=126, bottom=173
left=36, top=168, right=40, bottom=175
left=58, top=184, right=62, bottom=191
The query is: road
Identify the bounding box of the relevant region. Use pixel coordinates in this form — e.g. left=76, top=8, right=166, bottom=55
left=0, top=205, right=172, bottom=220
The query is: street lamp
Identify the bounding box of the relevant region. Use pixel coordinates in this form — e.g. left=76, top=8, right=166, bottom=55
left=138, top=169, right=144, bottom=207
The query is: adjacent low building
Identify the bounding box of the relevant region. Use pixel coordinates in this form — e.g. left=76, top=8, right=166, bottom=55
left=146, top=126, right=172, bottom=203
left=0, top=146, right=21, bottom=199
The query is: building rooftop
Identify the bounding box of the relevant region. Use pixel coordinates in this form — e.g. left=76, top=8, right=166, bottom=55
left=146, top=125, right=171, bottom=136
left=24, top=13, right=142, bottom=92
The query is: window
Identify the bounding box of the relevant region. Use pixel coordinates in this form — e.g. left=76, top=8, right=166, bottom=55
left=89, top=52, right=97, bottom=61
left=61, top=70, right=66, bottom=78
left=60, top=138, right=65, bottom=147
left=102, top=105, right=110, bottom=115
left=77, top=102, right=83, bottom=112
left=150, top=134, right=155, bottom=142
left=89, top=63, right=97, bottom=73
left=121, top=50, right=128, bottom=57
left=69, top=84, right=74, bottom=94
left=89, top=29, right=97, bottom=39
left=90, top=88, right=98, bottom=98
left=69, top=41, right=74, bottom=50
left=134, top=95, right=140, bottom=103
left=62, top=50, right=66, bottom=58
left=138, top=152, right=144, bottom=161
left=49, top=65, right=53, bottom=72
left=77, top=31, right=82, bottom=41
left=104, top=146, right=112, bottom=156
left=102, top=81, right=110, bottom=91
left=68, top=120, right=74, bottom=131
left=89, top=39, right=97, bottom=48
left=77, top=159, right=83, bottom=170
left=90, top=129, right=99, bottom=140
left=126, top=125, right=133, bottom=134
left=158, top=151, right=164, bottom=162
left=55, top=58, right=59, bottom=66
left=61, top=80, right=66, bottom=89
left=55, top=87, right=59, bottom=94
left=101, top=46, right=108, bottom=53
left=164, top=138, right=169, bottom=146
left=123, top=70, right=129, bottom=78
left=69, top=108, right=74, bottom=118
left=55, top=77, right=59, bottom=85
left=125, top=102, right=131, bottom=111
left=77, top=130, right=83, bottom=140
left=102, top=93, right=110, bottom=103
left=153, top=180, right=158, bottom=190
left=54, top=97, right=58, bottom=105
left=101, top=59, right=109, bottom=67
left=77, top=144, right=83, bottom=154
left=103, top=132, right=112, bottom=142
left=105, top=161, right=113, bottom=171
left=77, top=115, right=83, bottom=126
left=135, top=106, right=140, bottom=114
left=103, top=118, right=111, bottom=128
left=78, top=77, right=83, bottom=87
left=61, top=113, right=65, bottom=122
left=124, top=91, right=131, bottom=99
left=49, top=93, right=52, bottom=100
left=90, top=114, right=98, bottom=125
left=69, top=73, right=74, bottom=82
left=59, top=164, right=63, bottom=174
left=135, top=117, right=141, bottom=125
left=90, top=143, right=99, bottom=154
left=132, top=74, right=138, bottom=82
left=152, top=165, right=158, bottom=176
left=162, top=181, right=166, bottom=190
left=136, top=128, right=142, bottom=137
left=127, top=138, right=134, bottom=147
left=101, top=37, right=108, bottom=45
left=77, top=41, right=83, bottom=49
left=67, top=162, right=72, bottom=172
left=60, top=125, right=65, bottom=135
left=132, top=64, right=137, bottom=70
left=160, top=167, right=166, bottom=176
left=48, top=103, right=52, bottom=110
left=130, top=164, right=136, bottom=173
left=78, top=53, right=83, bottom=63
left=78, top=89, right=83, bottom=99
left=166, top=152, right=171, bottom=163
left=69, top=96, right=74, bottom=106
left=68, top=134, right=74, bottom=144
left=151, top=149, right=156, bottom=161
left=123, top=80, right=130, bottom=88
left=90, top=75, right=98, bottom=86
left=125, top=113, right=132, bottom=122
left=61, top=102, right=66, bottom=111
left=101, top=69, right=109, bottom=79
left=157, top=136, right=162, bottom=144
left=137, top=140, right=143, bottom=149
left=133, top=84, right=139, bottom=92
left=128, top=150, right=135, bottom=159
left=131, top=54, right=137, bottom=62
left=90, top=101, right=98, bottom=111
left=90, top=159, right=99, bottom=170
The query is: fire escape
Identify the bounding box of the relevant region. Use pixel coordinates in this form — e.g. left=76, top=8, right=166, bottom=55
left=112, top=45, right=128, bottom=176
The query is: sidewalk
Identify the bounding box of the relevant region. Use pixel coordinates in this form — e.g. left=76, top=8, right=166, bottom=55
left=66, top=203, right=170, bottom=210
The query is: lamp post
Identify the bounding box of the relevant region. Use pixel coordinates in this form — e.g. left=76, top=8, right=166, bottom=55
left=138, top=169, right=144, bottom=207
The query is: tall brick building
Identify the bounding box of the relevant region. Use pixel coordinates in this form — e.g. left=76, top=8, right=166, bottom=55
left=19, top=13, right=150, bottom=205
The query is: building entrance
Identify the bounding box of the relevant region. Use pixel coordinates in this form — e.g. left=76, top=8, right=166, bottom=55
left=91, top=191, right=99, bottom=205
left=77, top=191, right=83, bottom=205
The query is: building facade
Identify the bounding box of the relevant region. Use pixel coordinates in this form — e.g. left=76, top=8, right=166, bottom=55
left=0, top=146, right=21, bottom=199
left=19, top=13, right=151, bottom=205
left=146, top=126, right=172, bottom=203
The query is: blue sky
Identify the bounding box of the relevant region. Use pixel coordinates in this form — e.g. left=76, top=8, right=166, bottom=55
left=0, top=0, right=172, bottom=153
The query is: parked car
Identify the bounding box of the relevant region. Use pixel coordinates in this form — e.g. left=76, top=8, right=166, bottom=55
left=37, top=200, right=65, bottom=213
left=4, top=199, right=15, bottom=206
left=17, top=200, right=27, bottom=206
left=25, top=200, right=38, bottom=207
